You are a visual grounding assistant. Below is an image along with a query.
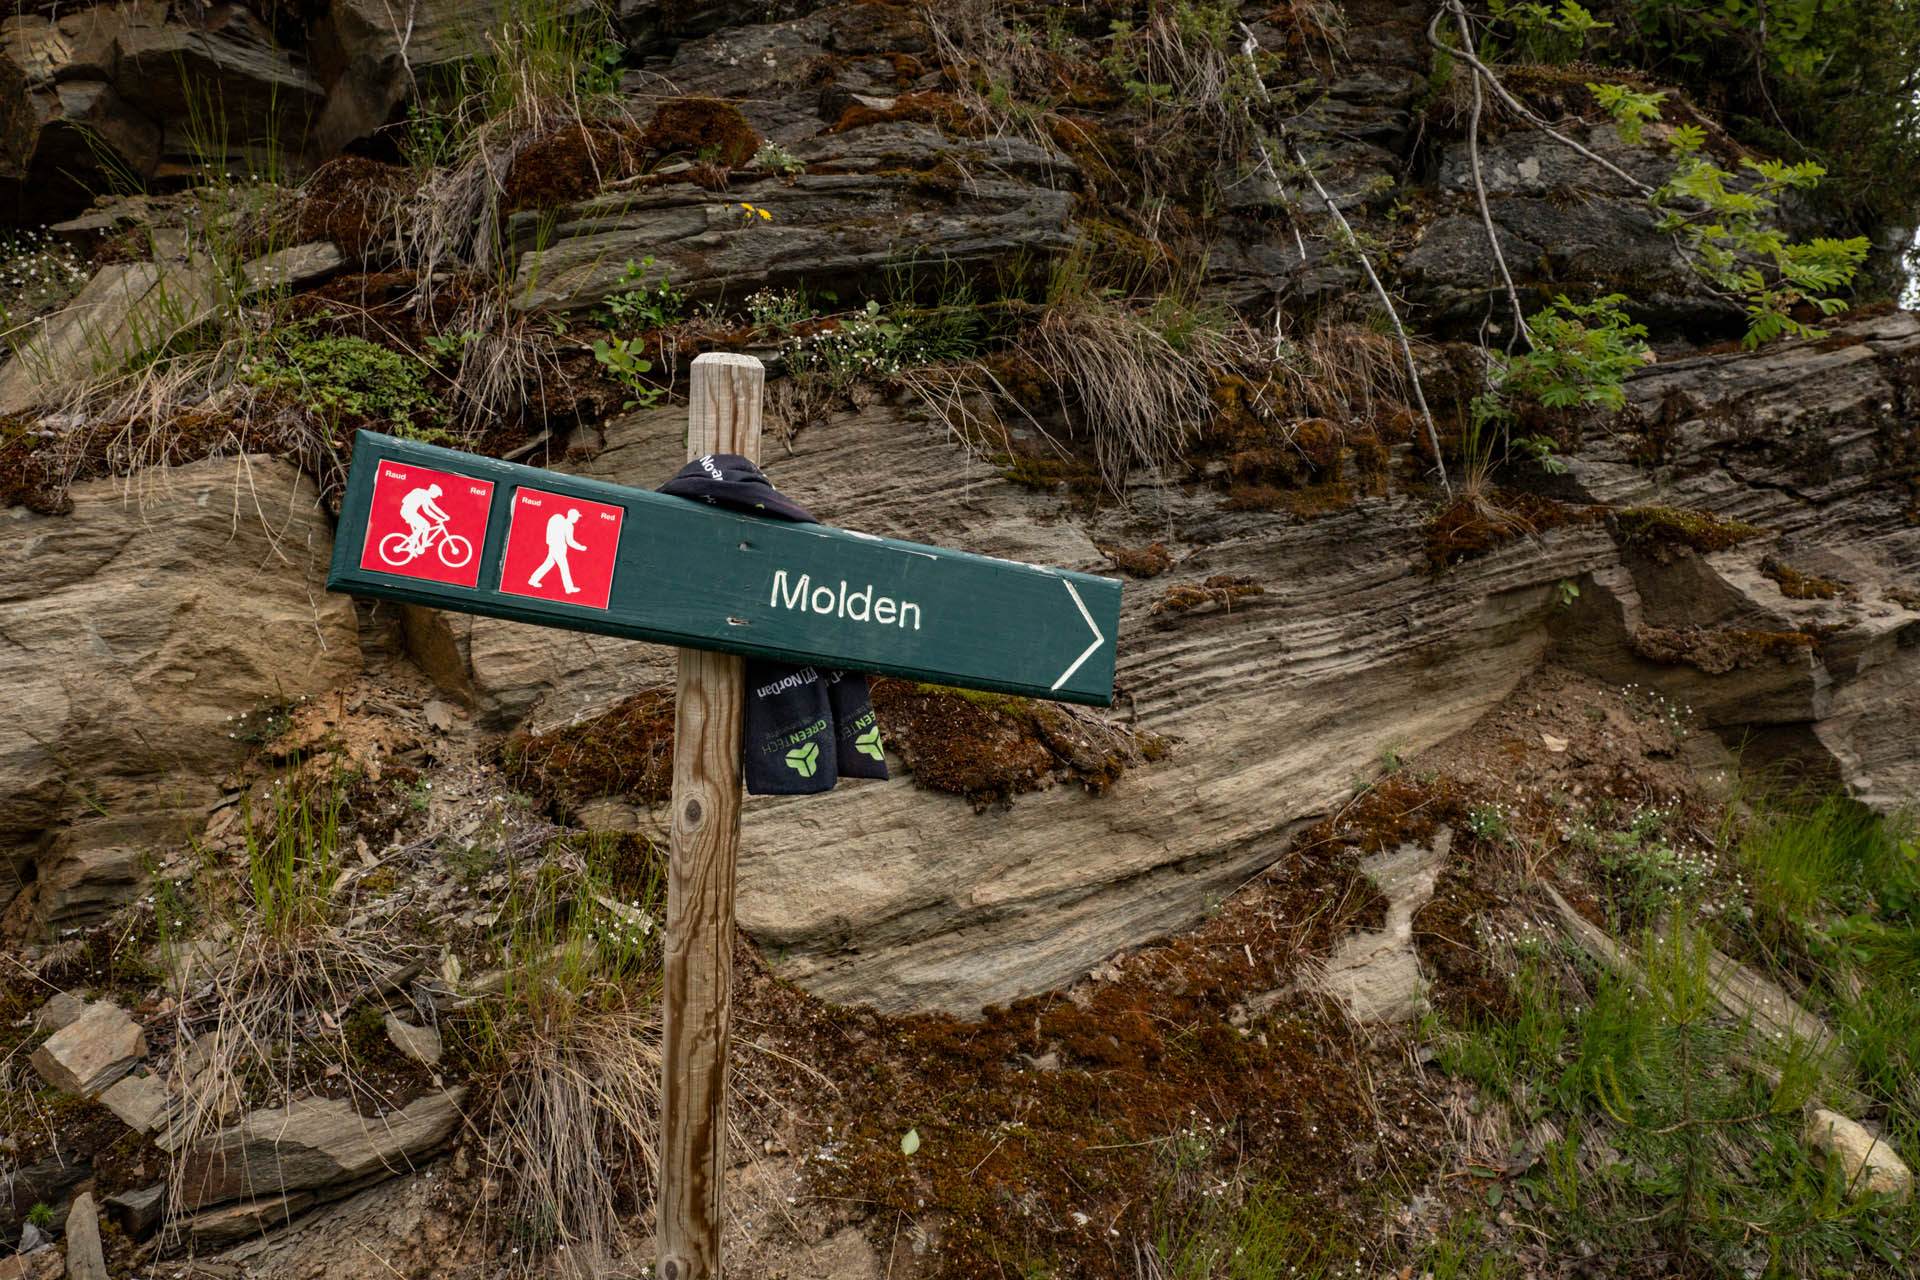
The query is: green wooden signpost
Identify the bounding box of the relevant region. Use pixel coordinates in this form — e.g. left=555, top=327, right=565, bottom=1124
left=326, top=355, right=1121, bottom=1279
left=325, top=430, right=1120, bottom=706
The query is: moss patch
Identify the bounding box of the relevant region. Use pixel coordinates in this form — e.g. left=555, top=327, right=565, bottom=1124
left=1760, top=555, right=1855, bottom=601
left=292, top=155, right=413, bottom=259
left=870, top=678, right=1166, bottom=805
left=1412, top=865, right=1513, bottom=1023
left=1611, top=505, right=1764, bottom=561
left=1628, top=625, right=1819, bottom=675
left=502, top=120, right=647, bottom=214
left=1096, top=540, right=1171, bottom=577
left=1223, top=479, right=1355, bottom=519
left=870, top=679, right=1054, bottom=804
left=637, top=97, right=762, bottom=168
left=1149, top=574, right=1263, bottom=616
left=500, top=689, right=676, bottom=816
left=1423, top=491, right=1599, bottom=573
left=828, top=89, right=972, bottom=136
left=751, top=825, right=1437, bottom=1279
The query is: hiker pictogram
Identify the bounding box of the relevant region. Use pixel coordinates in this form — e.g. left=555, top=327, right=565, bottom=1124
left=357, top=463, right=492, bottom=588
left=529, top=509, right=587, bottom=593
left=499, top=486, right=624, bottom=610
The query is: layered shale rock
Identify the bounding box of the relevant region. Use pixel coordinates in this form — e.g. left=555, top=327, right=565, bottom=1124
left=0, top=455, right=356, bottom=927
left=397, top=312, right=1920, bottom=1016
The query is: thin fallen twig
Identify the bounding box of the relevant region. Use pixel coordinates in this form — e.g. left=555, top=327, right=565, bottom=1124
left=1445, top=4, right=1530, bottom=348
left=1238, top=21, right=1452, bottom=497
left=1426, top=0, right=1654, bottom=198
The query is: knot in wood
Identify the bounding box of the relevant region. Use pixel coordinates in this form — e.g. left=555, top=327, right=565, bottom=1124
left=683, top=797, right=703, bottom=826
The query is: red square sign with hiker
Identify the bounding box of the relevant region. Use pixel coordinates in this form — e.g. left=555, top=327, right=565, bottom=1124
left=358, top=462, right=493, bottom=588
left=497, top=486, right=624, bottom=610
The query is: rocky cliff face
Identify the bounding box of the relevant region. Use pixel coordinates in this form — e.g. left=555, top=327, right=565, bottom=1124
left=0, top=456, right=356, bottom=929
left=4, top=4, right=1920, bottom=1275
left=386, top=310, right=1920, bottom=1014
left=0, top=1, right=1913, bottom=1024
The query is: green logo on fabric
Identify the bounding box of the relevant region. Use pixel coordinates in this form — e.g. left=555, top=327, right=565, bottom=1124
left=855, top=727, right=884, bottom=761
left=785, top=743, right=820, bottom=777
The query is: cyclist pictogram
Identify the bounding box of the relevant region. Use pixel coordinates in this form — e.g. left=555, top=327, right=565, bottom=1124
left=378, top=485, right=476, bottom=568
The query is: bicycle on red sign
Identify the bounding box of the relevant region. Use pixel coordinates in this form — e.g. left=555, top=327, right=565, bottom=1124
left=379, top=517, right=474, bottom=570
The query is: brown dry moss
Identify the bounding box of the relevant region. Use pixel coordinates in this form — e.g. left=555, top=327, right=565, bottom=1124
left=1628, top=625, right=1819, bottom=675
left=499, top=689, right=676, bottom=815
left=1611, top=505, right=1764, bottom=560
left=1295, top=773, right=1506, bottom=1020
left=1423, top=491, right=1600, bottom=573
left=637, top=97, right=761, bottom=167
left=0, top=414, right=70, bottom=512
left=1222, top=479, right=1355, bottom=519
left=1760, top=555, right=1855, bottom=601
left=1412, top=867, right=1513, bottom=1022
left=2, top=409, right=356, bottom=515
left=293, top=155, right=413, bottom=258
left=501, top=120, right=647, bottom=213
left=753, top=826, right=1437, bottom=1280
left=828, top=89, right=972, bottom=135
left=871, top=676, right=1053, bottom=804
left=871, top=678, right=1165, bottom=804
left=1149, top=574, right=1263, bottom=616
left=1096, top=541, right=1171, bottom=578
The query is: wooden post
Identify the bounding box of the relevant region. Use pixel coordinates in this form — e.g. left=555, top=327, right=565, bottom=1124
left=659, top=353, right=763, bottom=1280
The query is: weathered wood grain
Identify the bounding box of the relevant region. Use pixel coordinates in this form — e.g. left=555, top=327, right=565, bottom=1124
left=659, top=353, right=761, bottom=1280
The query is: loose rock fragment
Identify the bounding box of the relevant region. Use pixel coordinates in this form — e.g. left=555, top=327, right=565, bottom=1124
left=98, top=1073, right=169, bottom=1131
left=63, top=1192, right=107, bottom=1280
left=103, top=1184, right=167, bottom=1240
left=1805, top=1109, right=1913, bottom=1203
left=383, top=1013, right=444, bottom=1067
left=28, top=1000, right=145, bottom=1096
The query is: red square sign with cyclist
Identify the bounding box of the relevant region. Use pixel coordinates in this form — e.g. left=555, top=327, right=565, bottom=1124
left=498, top=486, right=624, bottom=610
left=359, top=462, right=493, bottom=588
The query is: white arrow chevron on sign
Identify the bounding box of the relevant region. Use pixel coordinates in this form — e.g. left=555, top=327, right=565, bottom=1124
left=1051, top=579, right=1107, bottom=692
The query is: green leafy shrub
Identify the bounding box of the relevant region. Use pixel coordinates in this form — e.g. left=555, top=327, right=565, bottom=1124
left=1587, top=81, right=1664, bottom=142
left=1611, top=0, right=1920, bottom=223
left=243, top=328, right=449, bottom=438
left=590, top=336, right=662, bottom=411
left=595, top=256, right=684, bottom=332
left=1581, top=80, right=1871, bottom=347
left=1469, top=293, right=1649, bottom=476
left=1641, top=123, right=1871, bottom=346
left=1497, top=294, right=1650, bottom=412
left=1488, top=0, right=1613, bottom=64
